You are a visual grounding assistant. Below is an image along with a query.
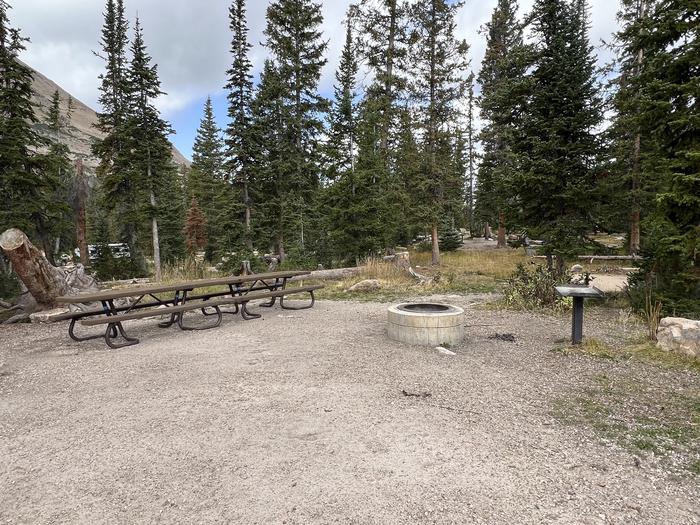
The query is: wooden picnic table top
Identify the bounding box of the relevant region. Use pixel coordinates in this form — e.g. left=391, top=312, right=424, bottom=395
left=56, top=270, right=311, bottom=304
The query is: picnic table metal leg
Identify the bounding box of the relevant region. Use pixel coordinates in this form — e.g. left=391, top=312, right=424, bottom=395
left=103, top=300, right=139, bottom=348
left=158, top=290, right=182, bottom=328
left=176, top=290, right=224, bottom=330
left=240, top=301, right=262, bottom=320
left=68, top=317, right=115, bottom=342
left=104, top=322, right=140, bottom=349
left=280, top=289, right=316, bottom=310
left=571, top=296, right=584, bottom=345
left=259, top=278, right=281, bottom=308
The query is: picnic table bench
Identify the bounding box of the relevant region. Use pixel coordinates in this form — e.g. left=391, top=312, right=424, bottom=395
left=55, top=271, right=323, bottom=348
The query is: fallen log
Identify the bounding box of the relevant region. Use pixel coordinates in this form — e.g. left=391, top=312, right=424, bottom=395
left=0, top=228, right=99, bottom=324
left=290, top=267, right=361, bottom=282
left=0, top=228, right=69, bottom=308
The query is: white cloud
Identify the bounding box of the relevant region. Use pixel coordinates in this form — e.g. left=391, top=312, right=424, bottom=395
left=11, top=0, right=620, bottom=118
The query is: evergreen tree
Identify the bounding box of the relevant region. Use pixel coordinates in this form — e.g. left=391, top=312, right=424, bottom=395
left=0, top=1, right=66, bottom=254
left=189, top=96, right=225, bottom=258
left=42, top=90, right=73, bottom=261
left=224, top=0, right=254, bottom=248
left=125, top=17, right=181, bottom=274
left=409, top=0, right=470, bottom=265
left=464, top=75, right=478, bottom=236
left=476, top=0, right=530, bottom=247
left=514, top=0, right=602, bottom=273
left=325, top=23, right=358, bottom=182
left=623, top=0, right=699, bottom=315
left=264, top=0, right=328, bottom=259
left=350, top=0, right=410, bottom=159
left=248, top=59, right=286, bottom=254
left=92, top=0, right=141, bottom=270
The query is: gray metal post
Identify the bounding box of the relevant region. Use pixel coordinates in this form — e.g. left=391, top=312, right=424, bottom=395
left=572, top=296, right=584, bottom=344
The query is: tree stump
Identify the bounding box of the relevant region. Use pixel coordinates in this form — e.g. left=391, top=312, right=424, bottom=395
left=0, top=228, right=70, bottom=308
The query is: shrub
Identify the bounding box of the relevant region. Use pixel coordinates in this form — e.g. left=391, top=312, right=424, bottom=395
left=504, top=263, right=571, bottom=310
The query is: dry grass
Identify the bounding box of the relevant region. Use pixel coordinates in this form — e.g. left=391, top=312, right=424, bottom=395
left=314, top=249, right=528, bottom=302
left=411, top=248, right=527, bottom=280
left=553, top=337, right=700, bottom=374
left=160, top=259, right=217, bottom=283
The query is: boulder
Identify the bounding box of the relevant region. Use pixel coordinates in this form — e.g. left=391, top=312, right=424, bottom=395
left=656, top=317, right=700, bottom=358
left=347, top=279, right=381, bottom=292
left=571, top=264, right=584, bottom=273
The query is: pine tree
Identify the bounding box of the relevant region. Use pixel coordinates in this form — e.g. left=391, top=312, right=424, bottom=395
left=47, top=89, right=62, bottom=140
left=42, top=90, right=73, bottom=261
left=464, top=75, right=478, bottom=236
left=623, top=0, right=699, bottom=315
left=0, top=1, right=67, bottom=254
left=476, top=0, right=530, bottom=247
left=409, top=0, right=470, bottom=265
left=92, top=0, right=140, bottom=269
left=247, top=59, right=286, bottom=254
left=189, top=96, right=225, bottom=258
left=264, top=0, right=328, bottom=260
left=125, top=16, right=180, bottom=275
left=224, top=0, right=254, bottom=248
left=515, top=0, right=602, bottom=273
left=350, top=0, right=410, bottom=159
left=326, top=23, right=358, bottom=182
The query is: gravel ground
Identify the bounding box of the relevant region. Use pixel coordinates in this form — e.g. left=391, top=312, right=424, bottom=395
left=0, top=296, right=698, bottom=524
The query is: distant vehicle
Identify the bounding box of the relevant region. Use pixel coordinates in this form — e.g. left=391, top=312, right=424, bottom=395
left=75, top=243, right=131, bottom=262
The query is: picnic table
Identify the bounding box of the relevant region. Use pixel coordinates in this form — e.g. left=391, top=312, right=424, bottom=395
left=55, top=270, right=323, bottom=348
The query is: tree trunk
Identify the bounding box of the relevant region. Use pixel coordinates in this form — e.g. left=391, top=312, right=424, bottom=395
left=243, top=181, right=252, bottom=250
left=150, top=190, right=162, bottom=282
left=74, top=159, right=89, bottom=265
left=431, top=222, right=440, bottom=266
left=484, top=222, right=492, bottom=240
left=0, top=229, right=70, bottom=308
left=497, top=211, right=506, bottom=248
left=629, top=131, right=641, bottom=255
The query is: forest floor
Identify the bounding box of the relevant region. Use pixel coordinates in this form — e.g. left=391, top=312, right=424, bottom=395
left=1, top=295, right=698, bottom=524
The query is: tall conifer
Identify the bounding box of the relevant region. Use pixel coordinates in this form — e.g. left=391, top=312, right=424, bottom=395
left=515, top=0, right=602, bottom=272
left=190, top=96, right=225, bottom=258
left=0, top=1, right=66, bottom=254
left=409, top=0, right=470, bottom=265
left=125, top=17, right=180, bottom=275
left=264, top=0, right=328, bottom=259
left=476, top=0, right=529, bottom=247
left=224, top=0, right=254, bottom=248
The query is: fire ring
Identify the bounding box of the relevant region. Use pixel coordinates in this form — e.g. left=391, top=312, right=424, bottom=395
left=387, top=303, right=464, bottom=346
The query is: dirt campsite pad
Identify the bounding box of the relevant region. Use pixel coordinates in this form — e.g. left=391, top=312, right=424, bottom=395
left=1, top=297, right=698, bottom=524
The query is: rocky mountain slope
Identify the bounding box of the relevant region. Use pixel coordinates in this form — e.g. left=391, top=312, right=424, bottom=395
left=29, top=64, right=190, bottom=170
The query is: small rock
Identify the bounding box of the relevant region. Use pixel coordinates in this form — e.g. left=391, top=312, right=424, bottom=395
left=347, top=279, right=381, bottom=292
left=435, top=346, right=456, bottom=356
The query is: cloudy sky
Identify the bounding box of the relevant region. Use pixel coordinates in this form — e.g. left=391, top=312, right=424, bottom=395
left=11, top=0, right=620, bottom=159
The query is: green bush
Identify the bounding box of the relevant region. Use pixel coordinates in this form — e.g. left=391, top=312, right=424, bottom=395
left=504, top=263, right=571, bottom=310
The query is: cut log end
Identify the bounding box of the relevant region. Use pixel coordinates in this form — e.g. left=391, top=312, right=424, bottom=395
left=0, top=228, right=27, bottom=252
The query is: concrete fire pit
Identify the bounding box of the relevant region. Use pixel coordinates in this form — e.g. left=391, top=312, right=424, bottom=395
left=387, top=303, right=464, bottom=346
